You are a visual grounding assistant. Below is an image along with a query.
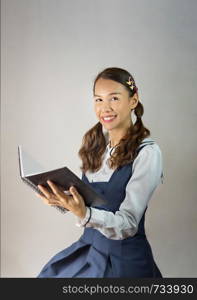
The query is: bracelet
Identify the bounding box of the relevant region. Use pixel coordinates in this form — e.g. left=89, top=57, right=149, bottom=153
left=83, top=207, right=92, bottom=227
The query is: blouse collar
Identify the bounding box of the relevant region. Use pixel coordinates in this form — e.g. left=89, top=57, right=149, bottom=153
left=106, top=137, right=154, bottom=152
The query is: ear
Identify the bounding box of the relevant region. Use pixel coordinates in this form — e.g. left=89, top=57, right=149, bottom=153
left=129, top=93, right=139, bottom=110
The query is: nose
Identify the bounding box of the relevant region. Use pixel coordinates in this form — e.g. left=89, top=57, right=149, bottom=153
left=100, top=101, right=113, bottom=112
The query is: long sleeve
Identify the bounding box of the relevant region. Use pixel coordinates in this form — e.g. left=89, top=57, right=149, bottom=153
left=75, top=141, right=163, bottom=240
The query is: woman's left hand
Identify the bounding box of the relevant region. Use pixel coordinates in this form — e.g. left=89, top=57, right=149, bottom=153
left=36, top=180, right=87, bottom=219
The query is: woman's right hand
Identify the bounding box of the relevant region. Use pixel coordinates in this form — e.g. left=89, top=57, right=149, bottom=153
left=35, top=184, right=71, bottom=209
left=35, top=181, right=87, bottom=219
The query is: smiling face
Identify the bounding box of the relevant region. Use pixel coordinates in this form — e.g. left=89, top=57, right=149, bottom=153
left=93, top=78, right=139, bottom=133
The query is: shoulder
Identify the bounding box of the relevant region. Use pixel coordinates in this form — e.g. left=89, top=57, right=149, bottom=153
left=129, top=138, right=164, bottom=185
left=137, top=137, right=162, bottom=154
left=133, top=138, right=163, bottom=171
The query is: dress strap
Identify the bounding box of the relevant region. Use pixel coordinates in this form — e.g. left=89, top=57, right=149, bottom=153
left=136, top=141, right=155, bottom=154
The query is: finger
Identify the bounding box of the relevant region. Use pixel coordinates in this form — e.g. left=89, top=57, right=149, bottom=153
left=35, top=192, right=46, bottom=200
left=38, top=185, right=51, bottom=199
left=47, top=180, right=64, bottom=198
left=41, top=196, right=58, bottom=206
left=48, top=201, right=62, bottom=206
left=70, top=186, right=79, bottom=195
left=35, top=192, right=51, bottom=205
left=38, top=195, right=62, bottom=207
left=69, top=186, right=79, bottom=204
left=47, top=180, right=58, bottom=194
left=35, top=191, right=67, bottom=209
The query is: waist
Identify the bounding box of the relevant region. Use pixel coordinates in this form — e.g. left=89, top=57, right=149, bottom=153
left=80, top=227, right=148, bottom=256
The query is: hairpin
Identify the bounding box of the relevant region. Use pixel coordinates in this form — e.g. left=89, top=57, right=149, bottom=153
left=126, top=76, right=135, bottom=90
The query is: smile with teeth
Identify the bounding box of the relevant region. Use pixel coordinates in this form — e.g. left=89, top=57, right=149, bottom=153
left=102, top=115, right=117, bottom=122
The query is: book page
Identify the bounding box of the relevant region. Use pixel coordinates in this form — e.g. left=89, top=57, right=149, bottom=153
left=18, top=145, right=46, bottom=177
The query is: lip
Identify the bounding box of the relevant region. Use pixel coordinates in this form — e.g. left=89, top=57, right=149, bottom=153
left=101, top=115, right=117, bottom=118
left=101, top=115, right=117, bottom=123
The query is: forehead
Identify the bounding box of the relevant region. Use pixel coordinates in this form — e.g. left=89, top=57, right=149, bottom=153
left=94, top=78, right=126, bottom=97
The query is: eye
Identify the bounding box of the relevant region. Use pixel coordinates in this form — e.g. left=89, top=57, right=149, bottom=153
left=94, top=97, right=119, bottom=102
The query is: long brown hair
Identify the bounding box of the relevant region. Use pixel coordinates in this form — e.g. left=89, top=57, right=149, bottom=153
left=78, top=67, right=151, bottom=173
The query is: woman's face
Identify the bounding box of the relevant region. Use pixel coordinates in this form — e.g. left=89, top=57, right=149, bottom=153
left=94, top=78, right=139, bottom=131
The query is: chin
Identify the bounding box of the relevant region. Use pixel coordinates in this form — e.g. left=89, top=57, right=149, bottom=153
left=103, top=124, right=117, bottom=131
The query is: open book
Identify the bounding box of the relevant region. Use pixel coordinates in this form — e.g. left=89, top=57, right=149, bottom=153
left=18, top=145, right=106, bottom=214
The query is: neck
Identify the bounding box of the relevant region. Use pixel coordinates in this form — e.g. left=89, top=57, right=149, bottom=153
left=108, top=121, right=133, bottom=148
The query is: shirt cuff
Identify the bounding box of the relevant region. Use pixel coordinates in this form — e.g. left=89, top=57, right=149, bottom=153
left=75, top=207, right=106, bottom=228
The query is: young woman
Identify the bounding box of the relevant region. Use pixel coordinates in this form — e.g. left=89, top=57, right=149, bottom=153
left=36, top=67, right=164, bottom=278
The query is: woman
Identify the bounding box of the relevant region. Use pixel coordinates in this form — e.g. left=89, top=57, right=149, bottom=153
left=36, top=67, right=164, bottom=278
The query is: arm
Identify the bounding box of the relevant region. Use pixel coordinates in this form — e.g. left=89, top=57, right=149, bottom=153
left=76, top=143, right=163, bottom=240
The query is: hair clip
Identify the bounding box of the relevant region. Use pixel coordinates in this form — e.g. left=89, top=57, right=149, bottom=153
left=126, top=76, right=135, bottom=90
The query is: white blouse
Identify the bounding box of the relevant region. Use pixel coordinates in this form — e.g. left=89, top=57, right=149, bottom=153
left=75, top=137, right=164, bottom=240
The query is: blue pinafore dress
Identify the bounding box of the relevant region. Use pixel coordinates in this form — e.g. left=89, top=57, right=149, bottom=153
left=37, top=143, right=162, bottom=278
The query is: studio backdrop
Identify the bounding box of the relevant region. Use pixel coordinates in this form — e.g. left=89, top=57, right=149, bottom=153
left=1, top=0, right=197, bottom=277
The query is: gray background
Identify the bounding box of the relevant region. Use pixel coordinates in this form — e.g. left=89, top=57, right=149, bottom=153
left=1, top=0, right=197, bottom=277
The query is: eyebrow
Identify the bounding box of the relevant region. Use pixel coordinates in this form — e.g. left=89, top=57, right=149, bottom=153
left=94, top=92, right=122, bottom=97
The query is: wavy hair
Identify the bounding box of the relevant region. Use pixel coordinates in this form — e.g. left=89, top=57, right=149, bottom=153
left=78, top=67, right=151, bottom=173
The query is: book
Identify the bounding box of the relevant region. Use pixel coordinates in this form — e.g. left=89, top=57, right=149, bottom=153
left=18, top=145, right=107, bottom=214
